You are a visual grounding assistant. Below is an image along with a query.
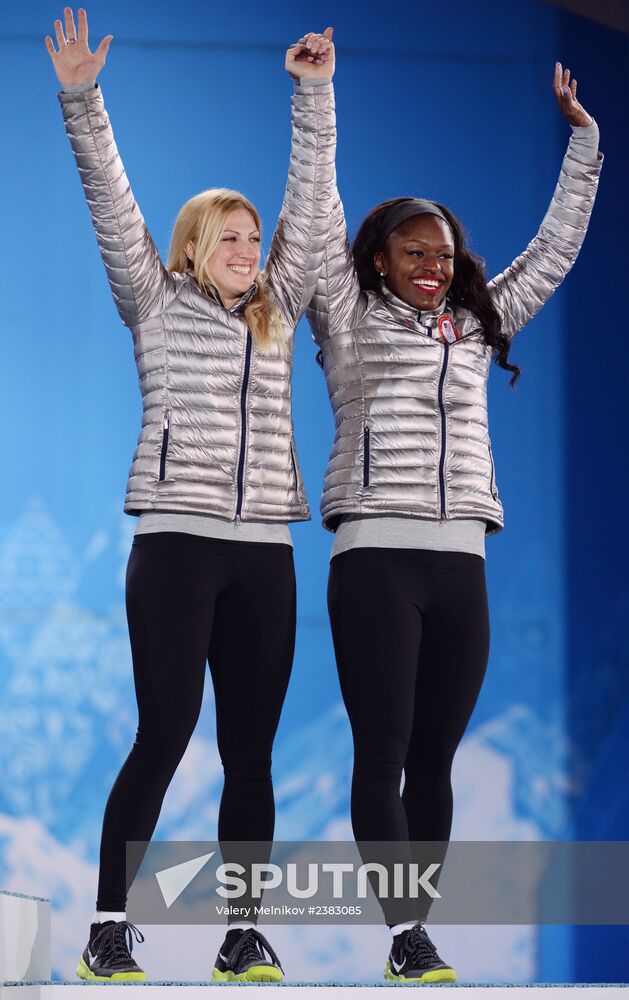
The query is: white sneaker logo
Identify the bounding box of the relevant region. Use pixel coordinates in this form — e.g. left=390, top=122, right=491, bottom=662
left=87, top=948, right=98, bottom=966
left=391, top=957, right=405, bottom=974
left=155, top=851, right=215, bottom=908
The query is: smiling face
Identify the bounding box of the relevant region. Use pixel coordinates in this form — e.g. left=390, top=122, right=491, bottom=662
left=374, top=214, right=455, bottom=312
left=191, top=206, right=262, bottom=308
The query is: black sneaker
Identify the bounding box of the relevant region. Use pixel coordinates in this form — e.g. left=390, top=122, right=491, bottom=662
left=76, top=920, right=147, bottom=982
left=212, top=927, right=283, bottom=983
left=385, top=922, right=456, bottom=983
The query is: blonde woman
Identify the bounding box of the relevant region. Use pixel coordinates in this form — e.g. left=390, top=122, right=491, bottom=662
left=46, top=7, right=335, bottom=983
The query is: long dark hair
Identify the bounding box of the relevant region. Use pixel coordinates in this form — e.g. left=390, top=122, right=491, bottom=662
left=352, top=197, right=521, bottom=387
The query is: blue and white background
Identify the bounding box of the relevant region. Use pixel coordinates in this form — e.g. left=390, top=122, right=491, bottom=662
left=0, top=0, right=627, bottom=984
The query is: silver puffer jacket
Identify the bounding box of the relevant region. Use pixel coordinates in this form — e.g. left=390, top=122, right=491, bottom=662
left=307, top=133, right=602, bottom=533
left=59, top=79, right=336, bottom=521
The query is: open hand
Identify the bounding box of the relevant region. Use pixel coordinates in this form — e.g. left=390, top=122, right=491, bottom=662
left=553, top=62, right=592, bottom=127
left=286, top=28, right=335, bottom=81
left=45, top=7, right=113, bottom=87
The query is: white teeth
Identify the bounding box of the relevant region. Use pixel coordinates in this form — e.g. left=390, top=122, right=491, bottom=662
left=229, top=265, right=251, bottom=274
left=413, top=279, right=440, bottom=288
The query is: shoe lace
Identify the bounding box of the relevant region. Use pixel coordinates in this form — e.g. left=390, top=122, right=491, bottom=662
left=405, top=923, right=439, bottom=965
left=227, top=928, right=283, bottom=973
left=92, top=921, right=145, bottom=969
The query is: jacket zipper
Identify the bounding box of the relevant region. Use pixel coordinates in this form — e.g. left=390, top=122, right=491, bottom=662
left=235, top=331, right=253, bottom=522
left=158, top=411, right=170, bottom=482
left=290, top=440, right=299, bottom=494
left=488, top=441, right=498, bottom=500
left=363, top=423, right=371, bottom=487
left=437, top=345, right=449, bottom=518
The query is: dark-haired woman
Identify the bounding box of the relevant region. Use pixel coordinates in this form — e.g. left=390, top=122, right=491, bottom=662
left=307, top=64, right=601, bottom=983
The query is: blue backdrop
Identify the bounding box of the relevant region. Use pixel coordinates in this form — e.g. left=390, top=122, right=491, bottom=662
left=0, top=0, right=627, bottom=984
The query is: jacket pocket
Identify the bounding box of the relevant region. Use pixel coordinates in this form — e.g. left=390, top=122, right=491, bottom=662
left=159, top=411, right=170, bottom=482
left=363, top=423, right=371, bottom=487
left=290, top=439, right=299, bottom=495
left=488, top=441, right=498, bottom=500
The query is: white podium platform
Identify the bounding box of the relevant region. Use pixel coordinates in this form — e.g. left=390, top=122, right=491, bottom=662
left=0, top=890, right=51, bottom=986
left=2, top=985, right=629, bottom=998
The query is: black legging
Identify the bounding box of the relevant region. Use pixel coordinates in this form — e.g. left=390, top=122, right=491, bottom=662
left=96, top=532, right=296, bottom=913
left=328, top=546, right=490, bottom=924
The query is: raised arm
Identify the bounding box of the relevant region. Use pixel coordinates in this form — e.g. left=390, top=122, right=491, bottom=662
left=263, top=29, right=338, bottom=329
left=306, top=176, right=363, bottom=344
left=46, top=7, right=171, bottom=328
left=488, top=63, right=602, bottom=338
left=301, top=41, right=361, bottom=344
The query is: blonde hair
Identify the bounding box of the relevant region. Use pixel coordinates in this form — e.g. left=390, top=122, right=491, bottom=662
left=167, top=188, right=285, bottom=356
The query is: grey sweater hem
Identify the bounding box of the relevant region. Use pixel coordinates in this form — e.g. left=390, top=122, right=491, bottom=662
left=135, top=512, right=293, bottom=546
left=331, top=516, right=486, bottom=560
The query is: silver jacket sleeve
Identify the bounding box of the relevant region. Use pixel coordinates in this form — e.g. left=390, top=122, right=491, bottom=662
left=306, top=176, right=363, bottom=344
left=489, top=129, right=603, bottom=337
left=264, top=77, right=337, bottom=328
left=58, top=84, right=172, bottom=328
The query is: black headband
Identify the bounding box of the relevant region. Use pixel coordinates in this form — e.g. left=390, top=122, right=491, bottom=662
left=377, top=199, right=452, bottom=247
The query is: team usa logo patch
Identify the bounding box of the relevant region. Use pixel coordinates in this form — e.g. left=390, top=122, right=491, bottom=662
left=437, top=315, right=461, bottom=344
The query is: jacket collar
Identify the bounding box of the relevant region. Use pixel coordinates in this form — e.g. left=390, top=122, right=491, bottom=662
left=187, top=274, right=258, bottom=314
left=379, top=280, right=448, bottom=328
left=379, top=281, right=481, bottom=338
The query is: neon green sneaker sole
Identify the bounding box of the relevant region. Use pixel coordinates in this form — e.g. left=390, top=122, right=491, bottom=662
left=76, top=955, right=147, bottom=982
left=211, top=963, right=283, bottom=983
left=384, top=958, right=457, bottom=983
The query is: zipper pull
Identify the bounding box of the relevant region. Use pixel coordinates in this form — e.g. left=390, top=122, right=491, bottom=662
left=235, top=515, right=241, bottom=527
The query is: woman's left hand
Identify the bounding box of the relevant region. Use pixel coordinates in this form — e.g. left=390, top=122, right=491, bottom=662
left=553, top=62, right=592, bottom=126
left=286, top=27, right=335, bottom=81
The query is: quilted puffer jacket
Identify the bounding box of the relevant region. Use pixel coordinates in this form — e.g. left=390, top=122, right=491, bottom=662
left=307, top=132, right=602, bottom=533
left=59, top=78, right=336, bottom=521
